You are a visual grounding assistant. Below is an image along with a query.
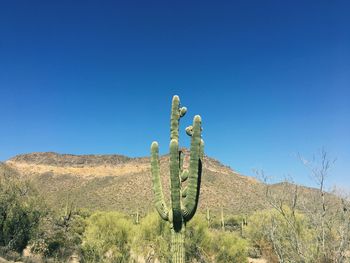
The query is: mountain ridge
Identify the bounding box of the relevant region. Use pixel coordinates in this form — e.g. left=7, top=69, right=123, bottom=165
left=3, top=152, right=326, bottom=217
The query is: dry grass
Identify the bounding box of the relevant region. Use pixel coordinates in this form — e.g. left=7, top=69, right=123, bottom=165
left=6, top=161, right=148, bottom=178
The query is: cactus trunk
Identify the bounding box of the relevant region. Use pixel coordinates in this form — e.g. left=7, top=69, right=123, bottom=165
left=171, top=227, right=185, bottom=263
left=150, top=95, right=204, bottom=263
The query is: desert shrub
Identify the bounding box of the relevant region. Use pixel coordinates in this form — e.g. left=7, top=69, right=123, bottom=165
left=133, top=213, right=215, bottom=262
left=30, top=208, right=88, bottom=259
left=246, top=208, right=317, bottom=263
left=185, top=214, right=212, bottom=262
left=81, top=211, right=133, bottom=263
left=210, top=217, right=223, bottom=230
left=0, top=246, right=22, bottom=261
left=133, top=212, right=247, bottom=262
left=211, top=231, right=248, bottom=263
left=208, top=212, right=244, bottom=232
left=0, top=164, right=43, bottom=253
left=225, top=214, right=246, bottom=232
left=132, top=212, right=171, bottom=262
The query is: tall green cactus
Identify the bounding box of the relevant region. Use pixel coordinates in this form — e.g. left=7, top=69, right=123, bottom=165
left=151, top=95, right=204, bottom=263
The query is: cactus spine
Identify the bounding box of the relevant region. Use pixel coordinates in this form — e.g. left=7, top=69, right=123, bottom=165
left=151, top=95, right=204, bottom=263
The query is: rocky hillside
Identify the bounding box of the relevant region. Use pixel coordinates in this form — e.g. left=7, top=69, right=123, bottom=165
left=4, top=151, right=328, bottom=217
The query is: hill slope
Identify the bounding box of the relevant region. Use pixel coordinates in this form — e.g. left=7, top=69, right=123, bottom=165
left=4, top=152, right=328, bottom=216
left=4, top=152, right=266, bottom=215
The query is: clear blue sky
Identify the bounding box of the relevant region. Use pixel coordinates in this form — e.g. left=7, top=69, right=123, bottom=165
left=0, top=1, right=349, bottom=189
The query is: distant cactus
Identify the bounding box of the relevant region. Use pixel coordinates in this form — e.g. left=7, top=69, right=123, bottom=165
left=221, top=206, right=225, bottom=231
left=135, top=207, right=140, bottom=225
left=150, top=95, right=204, bottom=263
left=206, top=208, right=211, bottom=227
left=241, top=214, right=247, bottom=237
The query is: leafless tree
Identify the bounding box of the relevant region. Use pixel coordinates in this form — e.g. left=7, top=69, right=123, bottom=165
left=255, top=169, right=308, bottom=262
left=253, top=149, right=350, bottom=262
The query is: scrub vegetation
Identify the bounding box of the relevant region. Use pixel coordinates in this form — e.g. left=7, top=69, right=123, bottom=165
left=0, top=97, right=348, bottom=262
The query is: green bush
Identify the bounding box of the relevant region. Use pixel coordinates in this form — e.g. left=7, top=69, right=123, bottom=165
left=81, top=211, right=133, bottom=263
left=185, top=214, right=212, bottom=262
left=31, top=209, right=87, bottom=260
left=133, top=212, right=248, bottom=262
left=212, top=231, right=248, bottom=263
left=0, top=246, right=22, bottom=261
left=132, top=212, right=171, bottom=262
left=227, top=215, right=247, bottom=231
left=246, top=208, right=317, bottom=263
left=0, top=164, right=43, bottom=252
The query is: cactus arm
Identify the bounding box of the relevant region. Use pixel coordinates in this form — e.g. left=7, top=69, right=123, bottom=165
left=151, top=141, right=169, bottom=221
left=170, top=139, right=182, bottom=230
left=179, top=150, right=189, bottom=182
left=180, top=170, right=189, bottom=182
left=179, top=150, right=184, bottom=173
left=200, top=139, right=205, bottom=160
left=171, top=95, right=187, bottom=141
left=171, top=95, right=180, bottom=141
left=182, top=115, right=203, bottom=221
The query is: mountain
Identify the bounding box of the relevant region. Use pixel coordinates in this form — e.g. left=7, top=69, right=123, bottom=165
left=3, top=152, right=329, bottom=216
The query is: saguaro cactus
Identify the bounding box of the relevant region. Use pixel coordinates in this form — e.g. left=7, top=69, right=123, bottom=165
left=221, top=206, right=225, bottom=231
left=206, top=208, right=211, bottom=227
left=150, top=95, right=204, bottom=263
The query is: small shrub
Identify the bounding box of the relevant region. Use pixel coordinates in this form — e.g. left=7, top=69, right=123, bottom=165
left=212, top=231, right=248, bottom=263
left=131, top=212, right=171, bottom=262
left=81, top=211, right=133, bottom=263
left=246, top=208, right=317, bottom=263
left=30, top=208, right=87, bottom=259
left=0, top=246, right=22, bottom=261
left=185, top=214, right=212, bottom=262
left=0, top=165, right=43, bottom=252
